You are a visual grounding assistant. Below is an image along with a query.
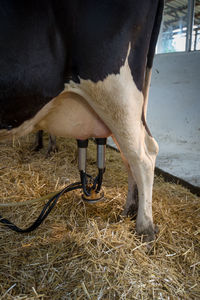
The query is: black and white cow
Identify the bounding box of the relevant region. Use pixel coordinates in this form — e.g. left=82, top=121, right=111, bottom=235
left=0, top=0, right=164, bottom=241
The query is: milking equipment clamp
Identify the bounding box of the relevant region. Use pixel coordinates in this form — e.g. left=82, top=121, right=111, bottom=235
left=0, top=138, right=107, bottom=233
left=77, top=138, right=106, bottom=203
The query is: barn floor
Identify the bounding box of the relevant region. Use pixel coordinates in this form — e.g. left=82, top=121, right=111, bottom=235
left=0, top=134, right=199, bottom=299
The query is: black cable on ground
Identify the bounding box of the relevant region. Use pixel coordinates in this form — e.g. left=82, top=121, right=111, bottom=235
left=0, top=181, right=82, bottom=233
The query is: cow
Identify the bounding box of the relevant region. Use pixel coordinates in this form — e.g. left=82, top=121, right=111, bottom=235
left=0, top=0, right=164, bottom=242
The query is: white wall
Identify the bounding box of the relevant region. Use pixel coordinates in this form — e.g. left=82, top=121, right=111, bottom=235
left=148, top=51, right=200, bottom=186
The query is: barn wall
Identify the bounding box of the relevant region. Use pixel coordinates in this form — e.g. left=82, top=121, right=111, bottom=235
left=148, top=51, right=200, bottom=187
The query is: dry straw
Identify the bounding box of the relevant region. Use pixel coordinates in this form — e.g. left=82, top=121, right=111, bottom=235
left=0, top=134, right=199, bottom=299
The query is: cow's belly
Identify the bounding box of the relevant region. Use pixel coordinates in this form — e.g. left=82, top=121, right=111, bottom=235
left=0, top=91, right=111, bottom=141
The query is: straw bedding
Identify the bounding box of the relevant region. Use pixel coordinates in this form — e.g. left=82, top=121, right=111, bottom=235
left=0, top=134, right=199, bottom=299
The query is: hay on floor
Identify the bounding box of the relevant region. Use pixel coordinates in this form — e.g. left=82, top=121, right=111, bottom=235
left=0, top=134, right=199, bottom=299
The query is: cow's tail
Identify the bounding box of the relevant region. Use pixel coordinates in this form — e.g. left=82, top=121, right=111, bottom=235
left=142, top=0, right=164, bottom=127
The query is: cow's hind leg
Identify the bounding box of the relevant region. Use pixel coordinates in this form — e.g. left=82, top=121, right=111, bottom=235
left=107, top=90, right=158, bottom=241
left=112, top=117, right=158, bottom=241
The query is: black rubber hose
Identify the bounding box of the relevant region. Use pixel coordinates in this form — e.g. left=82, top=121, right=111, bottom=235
left=0, top=182, right=82, bottom=233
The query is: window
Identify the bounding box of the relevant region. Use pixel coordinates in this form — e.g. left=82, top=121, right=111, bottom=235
left=192, top=0, right=200, bottom=50
left=157, top=0, right=200, bottom=53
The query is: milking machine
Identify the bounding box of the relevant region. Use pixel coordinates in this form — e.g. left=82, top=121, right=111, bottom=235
left=77, top=138, right=106, bottom=203
left=0, top=138, right=107, bottom=233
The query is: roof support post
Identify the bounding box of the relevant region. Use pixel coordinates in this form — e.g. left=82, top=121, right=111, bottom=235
left=186, top=0, right=195, bottom=51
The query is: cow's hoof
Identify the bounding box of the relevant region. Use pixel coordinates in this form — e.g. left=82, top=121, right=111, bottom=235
left=136, top=223, right=159, bottom=243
